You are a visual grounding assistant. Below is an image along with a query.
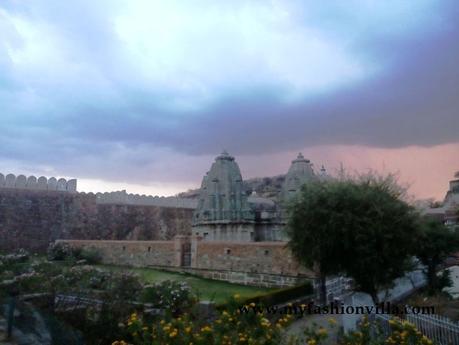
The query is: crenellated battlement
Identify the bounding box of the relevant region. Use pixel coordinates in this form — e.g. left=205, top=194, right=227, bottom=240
left=0, top=173, right=77, bottom=193
left=94, top=190, right=198, bottom=209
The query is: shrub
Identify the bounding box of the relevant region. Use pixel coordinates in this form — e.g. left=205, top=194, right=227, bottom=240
left=47, top=242, right=73, bottom=261
left=0, top=249, right=30, bottom=266
left=141, top=280, right=196, bottom=313
left=288, top=316, right=434, bottom=345
left=114, top=294, right=294, bottom=345
left=106, top=272, right=143, bottom=301
left=78, top=247, right=102, bottom=265
left=47, top=243, right=102, bottom=264
left=235, top=282, right=314, bottom=308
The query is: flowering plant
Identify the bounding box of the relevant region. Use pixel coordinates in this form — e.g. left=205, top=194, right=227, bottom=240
left=141, top=280, right=196, bottom=313
left=114, top=294, right=294, bottom=345
left=287, top=315, right=434, bottom=345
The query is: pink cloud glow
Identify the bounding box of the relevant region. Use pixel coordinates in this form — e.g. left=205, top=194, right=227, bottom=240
left=239, top=143, right=459, bottom=201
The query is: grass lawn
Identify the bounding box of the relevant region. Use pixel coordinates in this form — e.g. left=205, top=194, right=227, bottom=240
left=97, top=264, right=276, bottom=304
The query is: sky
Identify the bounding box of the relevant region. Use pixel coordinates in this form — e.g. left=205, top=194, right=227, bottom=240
left=0, top=0, right=458, bottom=201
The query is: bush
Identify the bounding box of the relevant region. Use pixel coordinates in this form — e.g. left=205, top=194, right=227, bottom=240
left=114, top=294, right=294, bottom=345
left=235, top=282, right=314, bottom=308
left=0, top=249, right=30, bottom=266
left=78, top=247, right=102, bottom=265
left=106, top=272, right=143, bottom=301
left=288, top=316, right=434, bottom=345
left=47, top=242, right=73, bottom=261
left=47, top=243, right=102, bottom=264
left=141, top=280, right=196, bottom=313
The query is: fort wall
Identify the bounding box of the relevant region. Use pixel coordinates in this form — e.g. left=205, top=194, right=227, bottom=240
left=58, top=237, right=314, bottom=288
left=0, top=188, right=194, bottom=253
left=0, top=173, right=77, bottom=193
left=95, top=190, right=197, bottom=209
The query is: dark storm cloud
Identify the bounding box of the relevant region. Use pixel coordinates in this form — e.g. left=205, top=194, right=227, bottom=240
left=176, top=11, right=459, bottom=155
left=0, top=0, right=458, bottom=184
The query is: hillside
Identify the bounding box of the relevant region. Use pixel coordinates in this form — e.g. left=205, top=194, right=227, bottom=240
left=178, top=174, right=286, bottom=200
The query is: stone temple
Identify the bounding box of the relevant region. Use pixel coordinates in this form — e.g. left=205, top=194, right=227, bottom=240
left=192, top=151, right=326, bottom=242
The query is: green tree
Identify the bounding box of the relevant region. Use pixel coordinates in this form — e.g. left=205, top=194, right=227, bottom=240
left=286, top=175, right=420, bottom=305
left=286, top=181, right=345, bottom=305
left=415, top=218, right=459, bottom=295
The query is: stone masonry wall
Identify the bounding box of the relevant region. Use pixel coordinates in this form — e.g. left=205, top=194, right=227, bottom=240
left=57, top=238, right=314, bottom=288
left=193, top=240, right=310, bottom=276
left=192, top=239, right=314, bottom=287
left=0, top=188, right=194, bottom=253
left=60, top=240, right=178, bottom=267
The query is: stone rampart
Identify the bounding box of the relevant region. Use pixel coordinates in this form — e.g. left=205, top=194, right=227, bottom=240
left=0, top=173, right=77, bottom=193
left=96, top=190, right=197, bottom=209
left=0, top=188, right=194, bottom=253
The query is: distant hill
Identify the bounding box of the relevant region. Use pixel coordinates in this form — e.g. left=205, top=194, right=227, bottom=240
left=178, top=174, right=286, bottom=200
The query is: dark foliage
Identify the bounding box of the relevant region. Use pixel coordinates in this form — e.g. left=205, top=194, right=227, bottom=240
left=286, top=176, right=420, bottom=305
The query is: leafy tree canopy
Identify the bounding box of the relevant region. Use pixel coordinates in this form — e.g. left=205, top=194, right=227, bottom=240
left=286, top=174, right=420, bottom=304
left=416, top=218, right=459, bottom=294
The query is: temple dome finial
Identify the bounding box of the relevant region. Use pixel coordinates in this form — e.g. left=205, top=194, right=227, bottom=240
left=217, top=150, right=234, bottom=161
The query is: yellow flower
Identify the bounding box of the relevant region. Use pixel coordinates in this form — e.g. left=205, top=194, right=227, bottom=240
left=328, top=317, right=337, bottom=325
left=307, top=340, right=317, bottom=345
left=185, top=326, right=192, bottom=333
left=234, top=294, right=240, bottom=299
left=249, top=302, right=255, bottom=307
left=318, top=327, right=327, bottom=336
left=201, top=325, right=212, bottom=333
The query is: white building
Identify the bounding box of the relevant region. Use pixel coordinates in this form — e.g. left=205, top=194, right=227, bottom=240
left=444, top=265, right=459, bottom=298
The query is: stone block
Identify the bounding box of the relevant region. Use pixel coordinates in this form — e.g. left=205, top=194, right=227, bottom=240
left=48, top=177, right=57, bottom=190
left=5, top=174, right=15, bottom=188
left=37, top=176, right=47, bottom=190
left=26, top=176, right=38, bottom=189
left=57, top=178, right=67, bottom=191
left=15, top=175, right=27, bottom=189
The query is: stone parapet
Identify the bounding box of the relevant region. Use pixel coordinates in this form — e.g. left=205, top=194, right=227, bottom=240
left=95, top=190, right=197, bottom=209
left=0, top=173, right=77, bottom=193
